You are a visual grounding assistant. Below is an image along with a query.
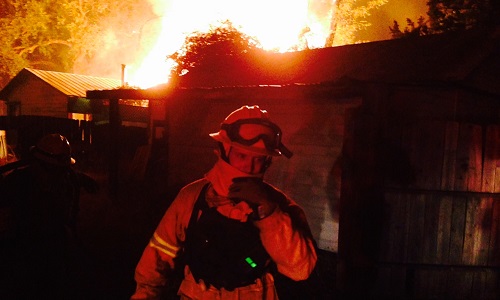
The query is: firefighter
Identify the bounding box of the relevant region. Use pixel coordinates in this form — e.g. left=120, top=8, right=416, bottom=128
left=132, top=105, right=318, bottom=299
left=0, top=133, right=97, bottom=298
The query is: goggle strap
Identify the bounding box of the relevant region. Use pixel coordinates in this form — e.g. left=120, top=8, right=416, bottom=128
left=279, top=143, right=293, bottom=159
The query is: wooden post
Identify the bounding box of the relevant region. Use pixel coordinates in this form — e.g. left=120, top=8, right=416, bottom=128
left=109, top=98, right=120, bottom=201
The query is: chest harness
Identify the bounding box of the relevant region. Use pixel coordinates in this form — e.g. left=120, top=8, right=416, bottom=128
left=183, top=184, right=271, bottom=291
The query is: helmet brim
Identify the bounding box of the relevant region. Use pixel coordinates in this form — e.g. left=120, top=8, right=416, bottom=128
left=30, top=146, right=76, bottom=166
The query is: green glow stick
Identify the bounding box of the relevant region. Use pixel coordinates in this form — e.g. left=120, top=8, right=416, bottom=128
left=245, top=257, right=257, bottom=268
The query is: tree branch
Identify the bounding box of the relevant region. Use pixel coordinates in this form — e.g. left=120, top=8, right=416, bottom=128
left=15, top=39, right=72, bottom=55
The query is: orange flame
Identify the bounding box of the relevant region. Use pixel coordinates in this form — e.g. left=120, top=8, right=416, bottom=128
left=127, top=0, right=335, bottom=88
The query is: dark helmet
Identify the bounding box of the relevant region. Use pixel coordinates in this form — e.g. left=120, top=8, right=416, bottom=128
left=31, top=134, right=76, bottom=166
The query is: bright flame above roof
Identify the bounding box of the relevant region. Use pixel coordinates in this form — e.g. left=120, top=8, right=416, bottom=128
left=127, top=0, right=334, bottom=88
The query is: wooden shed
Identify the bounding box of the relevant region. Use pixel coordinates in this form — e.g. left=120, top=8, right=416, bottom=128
left=88, top=26, right=500, bottom=298
left=0, top=68, right=122, bottom=118
left=0, top=68, right=164, bottom=173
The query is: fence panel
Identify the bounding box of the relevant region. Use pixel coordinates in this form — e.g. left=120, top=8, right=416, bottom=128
left=377, top=121, right=500, bottom=298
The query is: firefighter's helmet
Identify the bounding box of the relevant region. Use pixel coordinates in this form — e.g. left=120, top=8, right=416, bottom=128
left=210, top=105, right=292, bottom=158
left=31, top=134, right=76, bottom=166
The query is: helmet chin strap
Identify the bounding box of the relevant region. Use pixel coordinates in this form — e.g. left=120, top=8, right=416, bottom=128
left=263, top=156, right=272, bottom=172
left=218, top=142, right=230, bottom=163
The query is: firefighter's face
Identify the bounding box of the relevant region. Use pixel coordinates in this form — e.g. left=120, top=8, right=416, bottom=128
left=228, top=146, right=267, bottom=175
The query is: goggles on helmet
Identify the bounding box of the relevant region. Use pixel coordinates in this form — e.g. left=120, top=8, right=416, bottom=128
left=221, top=118, right=293, bottom=158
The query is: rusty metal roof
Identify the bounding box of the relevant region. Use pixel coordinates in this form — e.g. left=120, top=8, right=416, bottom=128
left=26, top=68, right=122, bottom=97
left=0, top=68, right=122, bottom=100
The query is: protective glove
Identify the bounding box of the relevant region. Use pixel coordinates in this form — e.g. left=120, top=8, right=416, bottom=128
left=228, top=177, right=277, bottom=220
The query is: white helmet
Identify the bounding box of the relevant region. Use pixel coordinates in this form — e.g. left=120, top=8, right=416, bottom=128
left=209, top=105, right=292, bottom=158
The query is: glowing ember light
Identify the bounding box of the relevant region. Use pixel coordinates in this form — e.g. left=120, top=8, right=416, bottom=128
left=127, top=0, right=335, bottom=88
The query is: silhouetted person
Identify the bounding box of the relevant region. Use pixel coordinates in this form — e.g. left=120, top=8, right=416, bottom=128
left=0, top=133, right=97, bottom=299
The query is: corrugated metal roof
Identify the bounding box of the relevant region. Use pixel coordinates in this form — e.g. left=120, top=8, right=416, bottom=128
left=26, top=68, right=122, bottom=98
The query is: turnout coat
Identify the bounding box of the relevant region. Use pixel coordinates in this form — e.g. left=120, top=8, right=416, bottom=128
left=132, top=159, right=317, bottom=299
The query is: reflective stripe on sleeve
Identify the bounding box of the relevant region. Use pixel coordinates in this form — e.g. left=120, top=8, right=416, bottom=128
left=148, top=232, right=179, bottom=258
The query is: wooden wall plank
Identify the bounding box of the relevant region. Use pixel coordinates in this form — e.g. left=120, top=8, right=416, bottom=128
left=379, top=186, right=413, bottom=264
left=373, top=265, right=407, bottom=298
left=448, top=270, right=474, bottom=299
left=380, top=193, right=397, bottom=262
left=442, top=121, right=459, bottom=191
left=471, top=270, right=488, bottom=299
left=455, top=123, right=474, bottom=191
left=463, top=197, right=480, bottom=265
left=437, top=196, right=453, bottom=264
left=481, top=125, right=500, bottom=193
left=416, top=121, right=445, bottom=190
left=386, top=193, right=410, bottom=262
left=449, top=196, right=467, bottom=264
left=488, top=199, right=500, bottom=266
left=413, top=269, right=448, bottom=299
left=378, top=194, right=391, bottom=262
left=402, top=193, right=412, bottom=263
left=402, top=122, right=418, bottom=188
left=474, top=198, right=494, bottom=266
left=394, top=267, right=500, bottom=300
left=413, top=269, right=430, bottom=299
left=423, top=195, right=440, bottom=264
left=400, top=121, right=444, bottom=190
left=431, top=269, right=449, bottom=299
left=407, top=194, right=426, bottom=263
left=467, top=125, right=483, bottom=192
left=484, top=270, right=500, bottom=299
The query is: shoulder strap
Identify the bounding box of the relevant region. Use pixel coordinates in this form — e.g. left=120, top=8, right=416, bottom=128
left=187, top=183, right=210, bottom=229
left=168, top=183, right=210, bottom=298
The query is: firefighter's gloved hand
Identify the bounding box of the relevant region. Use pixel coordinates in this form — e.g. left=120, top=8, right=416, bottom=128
left=228, top=177, right=277, bottom=220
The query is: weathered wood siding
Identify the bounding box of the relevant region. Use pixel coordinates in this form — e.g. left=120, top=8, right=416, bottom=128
left=7, top=77, right=68, bottom=118
left=376, top=120, right=500, bottom=299
left=335, top=84, right=500, bottom=299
